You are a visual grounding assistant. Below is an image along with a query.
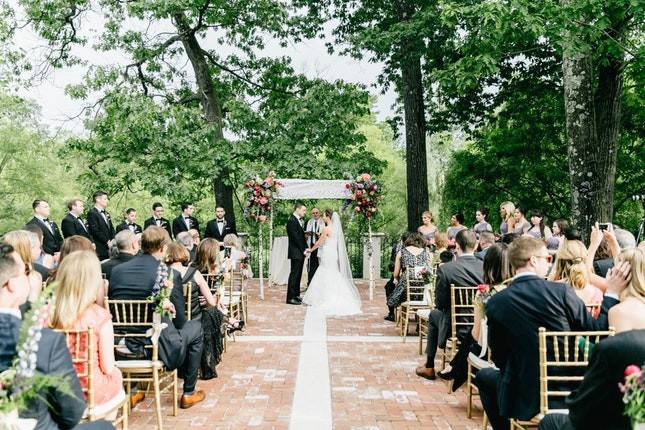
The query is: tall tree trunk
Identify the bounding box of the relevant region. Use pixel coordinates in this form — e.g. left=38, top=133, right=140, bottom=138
left=401, top=54, right=429, bottom=232
left=174, top=14, right=236, bottom=221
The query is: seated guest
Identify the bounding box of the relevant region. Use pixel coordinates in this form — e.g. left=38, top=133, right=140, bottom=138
left=143, top=202, right=172, bottom=238
left=418, top=211, right=439, bottom=246
left=433, top=232, right=449, bottom=259
left=172, top=203, right=200, bottom=238
left=193, top=238, right=222, bottom=279
left=175, top=231, right=196, bottom=263
left=615, top=227, right=637, bottom=250
left=167, top=243, right=227, bottom=379
left=61, top=198, right=93, bottom=242
left=538, top=329, right=645, bottom=430
left=21, top=224, right=52, bottom=281
left=475, top=231, right=495, bottom=261
left=26, top=199, right=64, bottom=256
left=526, top=209, right=552, bottom=241
left=101, top=230, right=139, bottom=281
left=221, top=234, right=247, bottom=269
left=473, top=207, right=492, bottom=237
left=499, top=201, right=516, bottom=235
left=447, top=212, right=467, bottom=240
left=547, top=218, right=568, bottom=254
left=500, top=232, right=519, bottom=245
left=387, top=232, right=430, bottom=310
left=0, top=242, right=112, bottom=430
left=439, top=243, right=511, bottom=389
left=384, top=234, right=406, bottom=321
left=439, top=250, right=455, bottom=264
left=608, top=248, right=645, bottom=333
left=49, top=251, right=124, bottom=409
left=512, top=206, right=531, bottom=235
left=474, top=236, right=628, bottom=430
left=552, top=239, right=603, bottom=317
left=115, top=208, right=142, bottom=235
left=416, top=229, right=484, bottom=380
left=3, top=230, right=42, bottom=305
left=109, top=226, right=206, bottom=409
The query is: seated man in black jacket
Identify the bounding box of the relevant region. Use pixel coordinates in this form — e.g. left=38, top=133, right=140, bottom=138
left=475, top=236, right=630, bottom=430
left=0, top=241, right=112, bottom=430
left=101, top=229, right=139, bottom=281
left=416, top=229, right=484, bottom=380
left=109, top=227, right=205, bottom=409
left=539, top=329, right=645, bottom=430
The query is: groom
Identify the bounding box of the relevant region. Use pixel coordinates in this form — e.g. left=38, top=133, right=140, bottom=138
left=286, top=202, right=309, bottom=305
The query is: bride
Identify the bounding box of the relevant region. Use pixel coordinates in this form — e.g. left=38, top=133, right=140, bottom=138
left=303, top=210, right=362, bottom=316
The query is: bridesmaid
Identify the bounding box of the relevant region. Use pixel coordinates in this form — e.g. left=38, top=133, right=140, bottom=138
left=473, top=207, right=493, bottom=238
left=499, top=201, right=516, bottom=235
left=512, top=206, right=531, bottom=235
left=447, top=213, right=467, bottom=240
left=418, top=211, right=439, bottom=246
left=547, top=218, right=568, bottom=253
left=526, top=209, right=552, bottom=240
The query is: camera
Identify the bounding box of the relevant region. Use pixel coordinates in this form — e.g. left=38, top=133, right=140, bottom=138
left=598, top=222, right=611, bottom=231
left=224, top=247, right=232, bottom=258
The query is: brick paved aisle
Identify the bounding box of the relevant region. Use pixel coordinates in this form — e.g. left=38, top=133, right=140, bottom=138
left=127, top=280, right=484, bottom=430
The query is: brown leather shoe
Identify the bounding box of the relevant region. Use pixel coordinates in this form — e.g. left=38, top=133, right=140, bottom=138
left=180, top=390, right=206, bottom=409
left=415, top=366, right=436, bottom=380
left=130, top=391, right=145, bottom=409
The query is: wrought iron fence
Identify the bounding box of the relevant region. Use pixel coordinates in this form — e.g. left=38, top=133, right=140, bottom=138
left=242, top=233, right=399, bottom=279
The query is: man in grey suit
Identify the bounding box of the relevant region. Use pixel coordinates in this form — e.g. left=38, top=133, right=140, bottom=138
left=0, top=241, right=112, bottom=430
left=416, top=229, right=484, bottom=380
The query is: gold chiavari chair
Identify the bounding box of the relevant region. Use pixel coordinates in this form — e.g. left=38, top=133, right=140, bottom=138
left=440, top=285, right=478, bottom=370
left=56, top=327, right=129, bottom=429
left=217, top=270, right=244, bottom=324
left=182, top=282, right=194, bottom=321
left=399, top=266, right=432, bottom=343
left=105, top=298, right=178, bottom=430
left=417, top=264, right=438, bottom=354
left=510, top=327, right=616, bottom=430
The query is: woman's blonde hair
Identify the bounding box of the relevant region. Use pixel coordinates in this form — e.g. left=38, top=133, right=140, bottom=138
left=434, top=232, right=448, bottom=250
left=500, top=201, right=516, bottom=220
left=619, top=248, right=645, bottom=302
left=421, top=211, right=434, bottom=222
left=223, top=234, right=240, bottom=248
left=553, top=239, right=589, bottom=290
left=3, top=230, right=34, bottom=273
left=49, top=251, right=102, bottom=329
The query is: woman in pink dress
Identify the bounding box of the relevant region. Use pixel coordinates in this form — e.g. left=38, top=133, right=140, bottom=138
left=48, top=250, right=123, bottom=407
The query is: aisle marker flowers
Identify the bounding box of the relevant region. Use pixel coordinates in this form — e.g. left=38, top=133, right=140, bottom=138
left=343, top=173, right=384, bottom=220
left=243, top=171, right=283, bottom=223
left=620, top=363, right=645, bottom=426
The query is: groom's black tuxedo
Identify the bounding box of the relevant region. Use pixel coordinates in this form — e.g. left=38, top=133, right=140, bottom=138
left=26, top=216, right=64, bottom=255
left=286, top=215, right=308, bottom=302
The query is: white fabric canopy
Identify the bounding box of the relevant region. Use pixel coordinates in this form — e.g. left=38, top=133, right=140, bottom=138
left=275, top=179, right=351, bottom=200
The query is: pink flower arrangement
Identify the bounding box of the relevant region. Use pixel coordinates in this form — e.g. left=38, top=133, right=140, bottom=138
left=244, top=171, right=282, bottom=223
left=344, top=173, right=383, bottom=220
left=620, top=363, right=645, bottom=425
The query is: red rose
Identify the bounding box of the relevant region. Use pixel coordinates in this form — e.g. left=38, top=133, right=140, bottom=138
left=477, top=284, right=490, bottom=294
left=345, top=183, right=351, bottom=189
left=625, top=364, right=642, bottom=378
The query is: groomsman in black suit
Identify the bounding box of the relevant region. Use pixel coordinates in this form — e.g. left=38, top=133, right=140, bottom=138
left=26, top=199, right=63, bottom=256
left=172, top=203, right=200, bottom=238
left=87, top=191, right=115, bottom=260
left=204, top=206, right=237, bottom=242
left=61, top=198, right=93, bottom=241
left=115, top=208, right=143, bottom=234
left=286, top=203, right=309, bottom=305
left=143, top=202, right=172, bottom=237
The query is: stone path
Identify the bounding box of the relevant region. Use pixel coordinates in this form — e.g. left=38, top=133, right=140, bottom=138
left=127, top=280, right=484, bottom=429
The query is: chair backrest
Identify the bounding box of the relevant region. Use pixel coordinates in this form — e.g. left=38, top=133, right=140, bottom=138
left=405, top=266, right=427, bottom=303
left=204, top=272, right=222, bottom=295
left=538, top=327, right=615, bottom=416
left=55, top=327, right=95, bottom=411
left=183, top=282, right=193, bottom=321
left=450, top=285, right=478, bottom=336
left=104, top=298, right=158, bottom=360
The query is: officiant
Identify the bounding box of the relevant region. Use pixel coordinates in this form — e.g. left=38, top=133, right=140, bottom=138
left=305, top=208, right=325, bottom=286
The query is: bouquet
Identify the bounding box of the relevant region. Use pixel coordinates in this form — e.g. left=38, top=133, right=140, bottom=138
left=417, top=267, right=432, bottom=285
left=148, top=262, right=173, bottom=318
left=474, top=284, right=498, bottom=315
left=620, top=364, right=645, bottom=426
left=343, top=173, right=383, bottom=220
left=243, top=171, right=283, bottom=223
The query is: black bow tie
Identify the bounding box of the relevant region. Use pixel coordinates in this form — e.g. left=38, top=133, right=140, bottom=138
left=100, top=210, right=106, bottom=214
left=217, top=220, right=224, bottom=223
left=43, top=218, right=50, bottom=222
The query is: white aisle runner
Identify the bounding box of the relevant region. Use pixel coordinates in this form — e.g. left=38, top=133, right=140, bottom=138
left=289, top=306, right=332, bottom=430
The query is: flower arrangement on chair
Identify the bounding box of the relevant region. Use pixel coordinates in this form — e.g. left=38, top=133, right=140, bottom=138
left=620, top=364, right=645, bottom=427
left=243, top=171, right=282, bottom=223
left=148, top=262, right=174, bottom=318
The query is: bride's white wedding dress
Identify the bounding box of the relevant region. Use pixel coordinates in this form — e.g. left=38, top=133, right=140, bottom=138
left=303, top=213, right=362, bottom=316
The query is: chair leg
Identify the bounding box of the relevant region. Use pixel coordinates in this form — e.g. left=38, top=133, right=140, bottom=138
left=172, top=370, right=178, bottom=416
left=466, top=363, right=473, bottom=419
left=482, top=412, right=489, bottom=430
left=418, top=330, right=423, bottom=355
left=121, top=400, right=129, bottom=430
left=152, top=370, right=163, bottom=430
left=402, top=309, right=409, bottom=343
left=125, top=377, right=132, bottom=414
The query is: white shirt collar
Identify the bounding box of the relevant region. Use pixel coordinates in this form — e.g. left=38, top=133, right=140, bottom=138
left=0, top=308, right=22, bottom=319
left=513, top=271, right=537, bottom=281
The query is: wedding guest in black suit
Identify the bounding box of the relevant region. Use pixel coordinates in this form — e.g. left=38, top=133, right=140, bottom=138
left=475, top=231, right=495, bottom=261
left=26, top=199, right=63, bottom=256
left=108, top=227, right=206, bottom=409
left=87, top=191, right=115, bottom=261
left=204, top=206, right=237, bottom=242
left=416, top=229, right=484, bottom=380
left=0, top=242, right=113, bottom=430
left=115, top=208, right=143, bottom=235
left=286, top=203, right=308, bottom=305
left=474, top=236, right=629, bottom=430
left=143, top=202, right=173, bottom=237
left=172, top=203, right=200, bottom=239
left=538, top=329, right=645, bottom=430
left=101, top=230, right=140, bottom=281
left=61, top=198, right=93, bottom=242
